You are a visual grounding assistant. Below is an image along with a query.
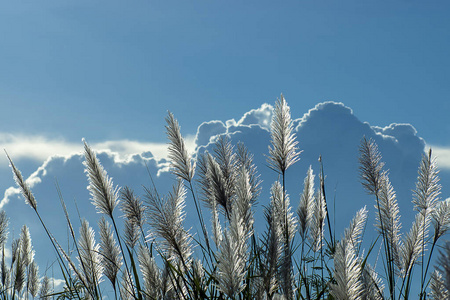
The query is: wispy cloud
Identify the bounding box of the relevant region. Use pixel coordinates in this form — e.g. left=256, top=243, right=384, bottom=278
left=0, top=133, right=197, bottom=167
left=0, top=133, right=80, bottom=162
left=428, top=145, right=450, bottom=170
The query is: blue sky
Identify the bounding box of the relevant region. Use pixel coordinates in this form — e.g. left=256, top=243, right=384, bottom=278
left=1, top=1, right=450, bottom=144
left=1, top=0, right=450, bottom=295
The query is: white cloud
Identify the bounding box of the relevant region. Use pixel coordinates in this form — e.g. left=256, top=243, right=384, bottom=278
left=1, top=154, right=50, bottom=209
left=194, top=120, right=227, bottom=147
left=427, top=145, right=450, bottom=170
left=0, top=133, right=199, bottom=168
left=0, top=133, right=80, bottom=162
left=236, top=103, right=273, bottom=130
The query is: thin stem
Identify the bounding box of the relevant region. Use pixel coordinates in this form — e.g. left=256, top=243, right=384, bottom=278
left=188, top=181, right=212, bottom=256
left=319, top=156, right=333, bottom=247
left=110, top=217, right=140, bottom=300
left=420, top=234, right=438, bottom=299
left=374, top=191, right=395, bottom=300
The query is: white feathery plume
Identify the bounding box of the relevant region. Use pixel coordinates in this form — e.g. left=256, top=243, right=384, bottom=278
left=77, top=219, right=103, bottom=288
left=377, top=172, right=402, bottom=269
left=298, top=166, right=315, bottom=240
left=119, top=269, right=135, bottom=300
left=11, top=238, right=20, bottom=266
left=1, top=246, right=9, bottom=289
left=98, top=217, right=122, bottom=289
left=330, top=208, right=368, bottom=300
left=267, top=94, right=300, bottom=174
left=138, top=245, right=161, bottom=299
left=123, top=218, right=140, bottom=249
left=0, top=211, right=9, bottom=247
left=262, top=204, right=282, bottom=297
left=20, top=225, right=34, bottom=267
left=161, top=255, right=176, bottom=299
left=211, top=199, right=223, bottom=248
left=216, top=221, right=247, bottom=298
left=329, top=239, right=363, bottom=300
left=429, top=270, right=448, bottom=300
left=359, top=137, right=385, bottom=196
left=39, top=276, right=52, bottom=300
left=432, top=198, right=450, bottom=240
left=146, top=180, right=193, bottom=267
left=344, top=206, right=368, bottom=254
left=13, top=250, right=25, bottom=293
left=413, top=149, right=441, bottom=215
left=271, top=181, right=297, bottom=247
left=120, top=187, right=146, bottom=229
left=5, top=152, right=37, bottom=210
left=236, top=143, right=262, bottom=205
left=28, top=261, right=40, bottom=298
left=234, top=167, right=254, bottom=235
left=206, top=153, right=231, bottom=216
left=83, top=140, right=120, bottom=218
left=309, top=189, right=326, bottom=252
left=166, top=111, right=195, bottom=182
left=271, top=181, right=297, bottom=298
left=193, top=258, right=204, bottom=280
left=400, top=212, right=429, bottom=275
left=214, top=136, right=238, bottom=200
left=361, top=264, right=385, bottom=300
left=437, top=241, right=450, bottom=293
left=197, top=152, right=212, bottom=200
left=229, top=198, right=251, bottom=262
left=217, top=192, right=251, bottom=298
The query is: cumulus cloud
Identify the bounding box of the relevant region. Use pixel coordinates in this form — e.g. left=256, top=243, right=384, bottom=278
left=235, top=103, right=273, bottom=130
left=189, top=101, right=443, bottom=236
left=194, top=121, right=227, bottom=147
left=3, top=100, right=449, bottom=289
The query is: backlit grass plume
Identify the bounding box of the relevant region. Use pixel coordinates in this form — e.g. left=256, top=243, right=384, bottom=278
left=166, top=111, right=195, bottom=182
left=359, top=137, right=384, bottom=196
left=98, top=217, right=122, bottom=290
left=271, top=181, right=297, bottom=299
left=120, top=187, right=146, bottom=230
left=0, top=212, right=8, bottom=248
left=236, top=143, right=262, bottom=205
left=20, top=225, right=34, bottom=268
left=77, top=219, right=103, bottom=295
left=138, top=245, right=161, bottom=299
left=260, top=203, right=282, bottom=298
left=28, top=261, right=40, bottom=298
left=329, top=238, right=362, bottom=300
left=298, top=166, right=315, bottom=240
left=429, top=270, right=448, bottom=300
left=413, top=149, right=441, bottom=214
left=267, top=94, right=300, bottom=174
left=145, top=180, right=193, bottom=267
left=217, top=205, right=249, bottom=298
left=39, top=276, right=51, bottom=300
left=329, top=208, right=368, bottom=300
left=5, top=151, right=37, bottom=210
left=83, top=140, right=120, bottom=218
left=377, top=172, right=402, bottom=269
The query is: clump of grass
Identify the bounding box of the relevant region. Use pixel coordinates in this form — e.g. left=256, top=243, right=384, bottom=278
left=4, top=95, right=450, bottom=300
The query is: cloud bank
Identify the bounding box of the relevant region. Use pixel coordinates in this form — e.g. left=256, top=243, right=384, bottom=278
left=2, top=100, right=450, bottom=279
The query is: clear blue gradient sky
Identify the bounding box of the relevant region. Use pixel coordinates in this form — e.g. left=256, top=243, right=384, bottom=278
left=1, top=1, right=449, bottom=145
